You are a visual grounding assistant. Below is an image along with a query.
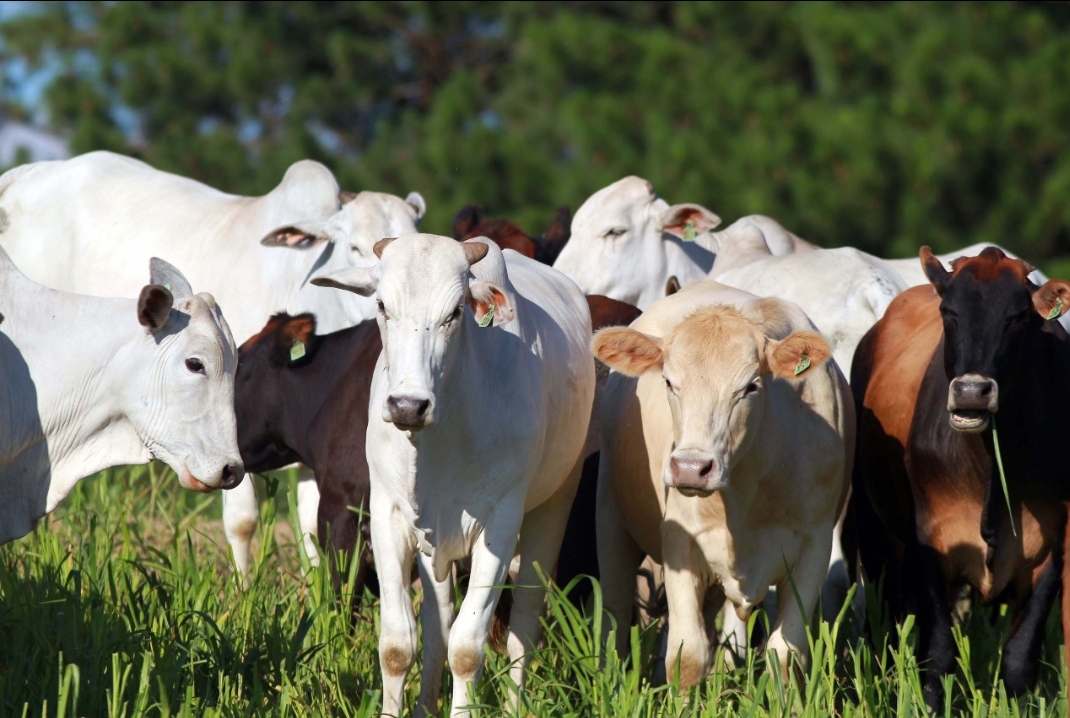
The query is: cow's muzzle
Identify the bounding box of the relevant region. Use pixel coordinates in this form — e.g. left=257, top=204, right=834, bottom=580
left=384, top=393, right=434, bottom=430
left=947, top=374, right=998, bottom=433
left=666, top=450, right=726, bottom=497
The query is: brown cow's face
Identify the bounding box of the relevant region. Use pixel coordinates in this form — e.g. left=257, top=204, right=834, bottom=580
left=921, top=246, right=1070, bottom=432
left=592, top=306, right=829, bottom=497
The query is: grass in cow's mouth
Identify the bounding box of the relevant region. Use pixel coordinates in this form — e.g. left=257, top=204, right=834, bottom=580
left=0, top=463, right=1064, bottom=716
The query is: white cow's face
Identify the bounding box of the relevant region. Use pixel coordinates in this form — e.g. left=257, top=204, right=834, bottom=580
left=553, top=176, right=720, bottom=307
left=593, top=305, right=830, bottom=497
left=261, top=190, right=426, bottom=265
left=310, top=234, right=509, bottom=431
left=123, top=261, right=243, bottom=492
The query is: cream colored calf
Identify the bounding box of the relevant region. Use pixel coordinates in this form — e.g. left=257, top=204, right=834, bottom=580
left=592, top=281, right=853, bottom=685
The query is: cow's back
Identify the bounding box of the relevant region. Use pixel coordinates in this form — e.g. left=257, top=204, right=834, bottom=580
left=0, top=151, right=341, bottom=341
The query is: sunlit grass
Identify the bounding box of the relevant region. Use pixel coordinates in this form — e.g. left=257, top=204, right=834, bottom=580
left=0, top=465, right=1064, bottom=716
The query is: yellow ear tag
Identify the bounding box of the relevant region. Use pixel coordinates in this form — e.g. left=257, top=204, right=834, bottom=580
left=1047, top=296, right=1064, bottom=321
left=682, top=220, right=696, bottom=242
left=793, top=354, right=811, bottom=376
left=290, top=338, right=306, bottom=361
left=478, top=304, right=495, bottom=328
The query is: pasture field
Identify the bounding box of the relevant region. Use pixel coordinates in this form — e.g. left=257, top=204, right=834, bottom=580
left=0, top=465, right=1065, bottom=718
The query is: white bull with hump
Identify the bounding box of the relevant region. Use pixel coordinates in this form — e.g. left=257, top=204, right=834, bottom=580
left=0, top=248, right=243, bottom=544
left=312, top=234, right=595, bottom=717
left=0, top=150, right=426, bottom=574
left=592, top=280, right=852, bottom=685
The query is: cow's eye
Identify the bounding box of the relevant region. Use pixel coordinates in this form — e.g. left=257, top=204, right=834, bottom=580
left=445, top=306, right=463, bottom=325
left=377, top=300, right=387, bottom=318
left=665, top=378, right=677, bottom=395
left=349, top=244, right=361, bottom=255
left=604, top=227, right=626, bottom=238
left=1007, top=311, right=1029, bottom=325
left=185, top=358, right=206, bottom=375
left=744, top=381, right=759, bottom=396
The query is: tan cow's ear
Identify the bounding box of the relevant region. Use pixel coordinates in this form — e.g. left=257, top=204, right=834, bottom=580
left=468, top=281, right=514, bottom=326
left=766, top=331, right=830, bottom=379
left=1032, top=279, right=1070, bottom=320
left=591, top=327, right=664, bottom=376
left=920, top=246, right=951, bottom=295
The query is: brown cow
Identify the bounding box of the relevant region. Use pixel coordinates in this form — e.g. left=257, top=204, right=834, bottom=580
left=452, top=204, right=571, bottom=265
left=851, top=246, right=1070, bottom=708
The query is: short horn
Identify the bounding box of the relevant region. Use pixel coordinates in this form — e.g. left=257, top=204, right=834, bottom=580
left=373, top=237, right=397, bottom=259
left=339, top=190, right=358, bottom=204
left=463, top=241, right=489, bottom=266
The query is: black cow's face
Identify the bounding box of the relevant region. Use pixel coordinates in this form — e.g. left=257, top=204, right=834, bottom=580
left=921, top=246, right=1070, bottom=432
left=234, top=313, right=317, bottom=468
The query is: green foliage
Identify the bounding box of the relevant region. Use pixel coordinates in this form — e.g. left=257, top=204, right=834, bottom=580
left=0, top=464, right=1066, bottom=716
left=3, top=2, right=1070, bottom=269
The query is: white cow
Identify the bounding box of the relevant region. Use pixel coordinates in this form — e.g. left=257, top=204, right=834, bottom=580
left=552, top=176, right=814, bottom=309
left=0, top=150, right=425, bottom=574
left=0, top=248, right=243, bottom=544
left=312, top=234, right=595, bottom=717
left=592, top=281, right=852, bottom=685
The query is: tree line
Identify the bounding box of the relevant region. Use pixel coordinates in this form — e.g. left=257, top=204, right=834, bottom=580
left=3, top=2, right=1070, bottom=272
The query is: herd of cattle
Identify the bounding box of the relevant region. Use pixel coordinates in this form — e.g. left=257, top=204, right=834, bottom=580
left=0, top=151, right=1067, bottom=715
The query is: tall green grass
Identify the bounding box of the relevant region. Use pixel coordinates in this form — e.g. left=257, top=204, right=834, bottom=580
left=0, top=465, right=1064, bottom=716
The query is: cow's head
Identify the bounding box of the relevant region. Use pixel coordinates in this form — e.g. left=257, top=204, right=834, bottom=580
left=921, top=246, right=1070, bottom=433
left=311, top=234, right=513, bottom=431
left=452, top=204, right=539, bottom=259
left=233, top=312, right=319, bottom=469
left=593, top=303, right=830, bottom=496
left=261, top=189, right=426, bottom=268
left=128, top=259, right=244, bottom=492
left=552, top=176, right=720, bottom=307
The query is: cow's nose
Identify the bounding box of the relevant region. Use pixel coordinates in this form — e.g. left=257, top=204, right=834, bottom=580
left=669, top=455, right=716, bottom=492
left=385, top=394, right=433, bottom=428
left=949, top=374, right=999, bottom=412
left=220, top=463, right=244, bottom=490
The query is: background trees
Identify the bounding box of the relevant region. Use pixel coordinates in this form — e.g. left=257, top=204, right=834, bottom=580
left=3, top=1, right=1070, bottom=271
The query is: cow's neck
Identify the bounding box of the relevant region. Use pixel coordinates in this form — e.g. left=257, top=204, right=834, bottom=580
left=9, top=280, right=153, bottom=508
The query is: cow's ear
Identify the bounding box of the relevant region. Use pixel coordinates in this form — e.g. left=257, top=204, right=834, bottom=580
left=766, top=330, right=831, bottom=379
left=138, top=284, right=174, bottom=332
left=311, top=265, right=380, bottom=296
left=591, top=327, right=664, bottom=376
left=665, top=275, right=681, bottom=297
left=338, top=190, right=358, bottom=205
left=149, top=257, right=192, bottom=301
left=920, top=246, right=951, bottom=295
left=659, top=203, right=721, bottom=241
left=538, top=206, right=571, bottom=264
left=1032, top=279, right=1070, bottom=320
left=406, top=192, right=427, bottom=222
left=261, top=221, right=330, bottom=249
left=274, top=314, right=317, bottom=365
left=452, top=204, right=483, bottom=239
left=467, top=281, right=514, bottom=326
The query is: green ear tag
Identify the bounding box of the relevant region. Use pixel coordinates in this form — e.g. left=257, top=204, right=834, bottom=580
left=290, top=338, right=306, bottom=361
left=793, top=353, right=811, bottom=376
left=1047, top=296, right=1064, bottom=321
left=164, top=284, right=171, bottom=291
left=478, top=304, right=495, bottom=328
left=682, top=220, right=697, bottom=242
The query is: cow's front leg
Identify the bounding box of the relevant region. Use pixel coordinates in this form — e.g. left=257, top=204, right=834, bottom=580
left=448, top=512, right=520, bottom=717
left=222, top=474, right=259, bottom=582
left=506, top=460, right=582, bottom=709
left=767, top=532, right=830, bottom=682
left=373, top=497, right=418, bottom=718
left=662, top=523, right=711, bottom=689
left=296, top=468, right=321, bottom=566
left=416, top=551, right=455, bottom=716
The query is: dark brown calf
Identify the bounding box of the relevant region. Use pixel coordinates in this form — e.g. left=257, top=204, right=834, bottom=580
left=235, top=314, right=381, bottom=615
left=852, top=247, right=1070, bottom=708
left=452, top=204, right=571, bottom=265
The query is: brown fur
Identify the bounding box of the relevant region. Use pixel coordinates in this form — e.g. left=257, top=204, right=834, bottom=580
left=1032, top=280, right=1070, bottom=319
left=768, top=331, right=831, bottom=379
